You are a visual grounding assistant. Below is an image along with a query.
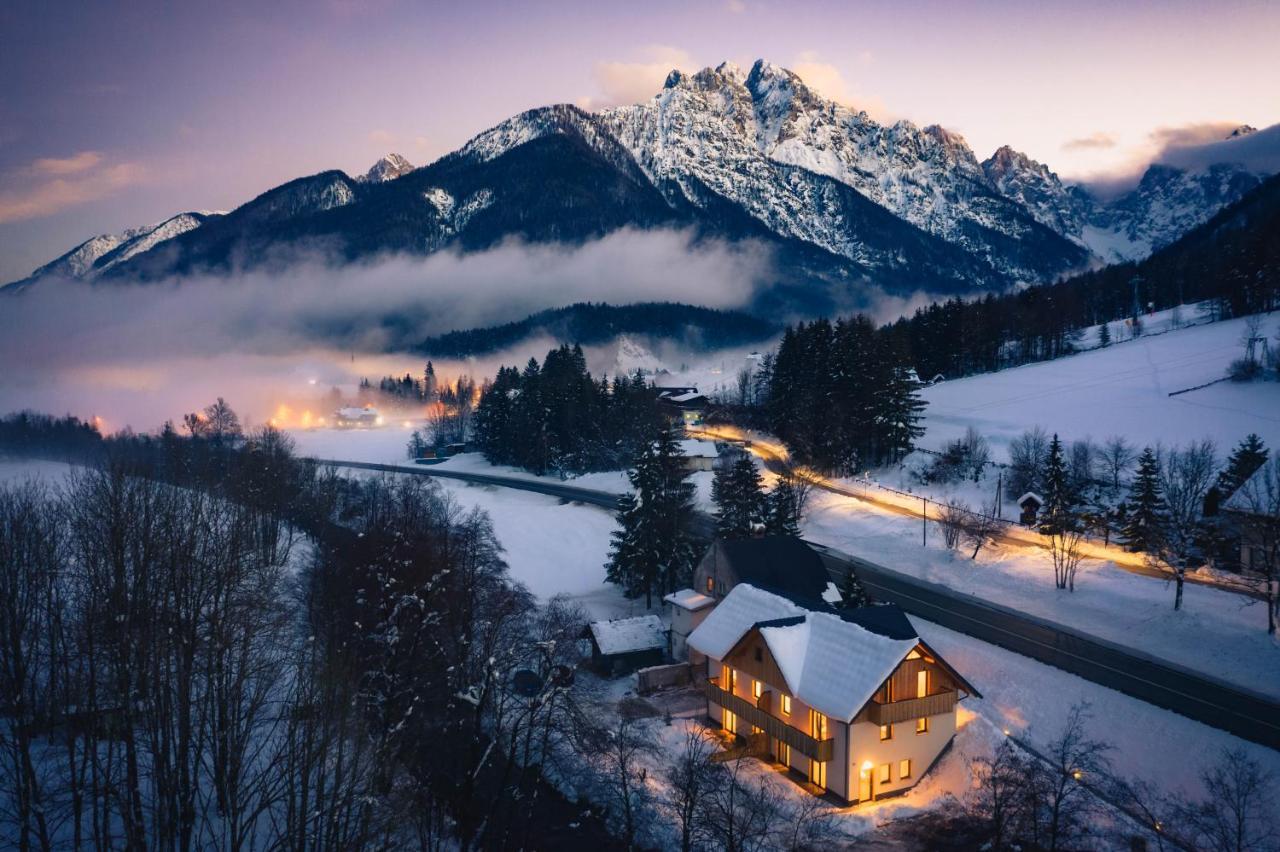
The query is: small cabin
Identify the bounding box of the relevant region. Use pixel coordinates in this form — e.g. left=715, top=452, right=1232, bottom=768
left=1018, top=492, right=1043, bottom=526
left=584, top=615, right=668, bottom=676
left=680, top=439, right=720, bottom=472
left=664, top=588, right=717, bottom=662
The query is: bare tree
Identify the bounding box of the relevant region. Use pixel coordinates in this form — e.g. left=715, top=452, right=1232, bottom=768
left=1102, top=435, right=1136, bottom=492
left=595, top=715, right=657, bottom=851
left=700, top=757, right=781, bottom=852
left=937, top=499, right=969, bottom=551
left=1155, top=440, right=1218, bottom=610
left=1045, top=522, right=1086, bottom=592
left=1032, top=703, right=1113, bottom=851
left=964, top=500, right=1002, bottom=560
left=967, top=737, right=1031, bottom=850
left=1175, top=746, right=1278, bottom=852
left=661, top=724, right=718, bottom=852
left=1009, top=427, right=1050, bottom=496
left=1069, top=438, right=1098, bottom=492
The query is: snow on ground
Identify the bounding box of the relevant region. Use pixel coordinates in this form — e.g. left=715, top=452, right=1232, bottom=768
left=0, top=457, right=77, bottom=485
left=427, top=477, right=643, bottom=621
left=921, top=310, right=1280, bottom=458
left=288, top=427, right=720, bottom=509
left=801, top=485, right=1280, bottom=699
left=914, top=618, right=1280, bottom=801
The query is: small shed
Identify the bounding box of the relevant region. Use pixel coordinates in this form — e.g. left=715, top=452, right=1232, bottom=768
left=1018, top=492, right=1043, bottom=526
left=679, top=439, right=720, bottom=472
left=664, top=588, right=717, bottom=662
left=585, top=615, right=668, bottom=676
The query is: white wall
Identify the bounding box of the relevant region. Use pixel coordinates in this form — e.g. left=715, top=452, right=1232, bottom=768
left=847, top=709, right=957, bottom=800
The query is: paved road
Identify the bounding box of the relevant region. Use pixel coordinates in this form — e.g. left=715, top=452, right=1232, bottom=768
left=318, top=457, right=1280, bottom=751
left=689, top=426, right=1265, bottom=599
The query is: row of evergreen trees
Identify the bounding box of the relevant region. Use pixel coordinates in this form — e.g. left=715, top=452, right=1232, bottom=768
left=471, top=344, right=664, bottom=476
left=881, top=171, right=1280, bottom=382
left=765, top=315, right=926, bottom=474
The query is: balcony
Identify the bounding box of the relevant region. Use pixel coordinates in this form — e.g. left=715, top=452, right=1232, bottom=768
left=864, top=691, right=957, bottom=726
left=702, top=678, right=834, bottom=762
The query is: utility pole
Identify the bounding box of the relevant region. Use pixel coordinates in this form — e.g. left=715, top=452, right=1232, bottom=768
left=995, top=470, right=1003, bottom=519
left=922, top=497, right=928, bottom=547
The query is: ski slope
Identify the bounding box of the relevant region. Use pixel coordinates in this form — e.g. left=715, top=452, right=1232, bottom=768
left=921, top=312, right=1280, bottom=458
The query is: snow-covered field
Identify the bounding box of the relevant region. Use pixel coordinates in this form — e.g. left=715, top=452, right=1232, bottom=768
left=921, top=310, right=1280, bottom=457
left=801, top=484, right=1280, bottom=699
left=0, top=457, right=77, bottom=485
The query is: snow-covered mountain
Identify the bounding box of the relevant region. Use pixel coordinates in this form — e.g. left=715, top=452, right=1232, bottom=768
left=359, top=153, right=415, bottom=183
left=13, top=212, right=221, bottom=289
left=979, top=129, right=1264, bottom=263
left=8, top=61, right=1271, bottom=304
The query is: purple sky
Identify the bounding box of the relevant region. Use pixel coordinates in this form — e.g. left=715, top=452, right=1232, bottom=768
left=2, top=0, right=1278, bottom=281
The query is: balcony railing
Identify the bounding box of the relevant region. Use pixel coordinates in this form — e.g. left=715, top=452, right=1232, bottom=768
left=864, top=691, right=957, bottom=726
left=702, top=678, right=834, bottom=762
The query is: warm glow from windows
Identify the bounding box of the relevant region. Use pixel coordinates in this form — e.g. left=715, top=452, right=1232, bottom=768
left=879, top=724, right=892, bottom=741
left=752, top=679, right=762, bottom=699
left=916, top=716, right=929, bottom=734
left=705, top=576, right=714, bottom=593
left=781, top=694, right=791, bottom=715
left=917, top=670, right=928, bottom=698
left=906, top=649, right=921, bottom=659
left=900, top=759, right=912, bottom=779
left=878, top=763, right=890, bottom=783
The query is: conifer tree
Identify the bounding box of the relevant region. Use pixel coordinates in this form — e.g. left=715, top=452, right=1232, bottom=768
left=1038, top=434, right=1077, bottom=536
left=712, top=453, right=764, bottom=538
left=1121, top=448, right=1167, bottom=552
left=605, top=424, right=700, bottom=607
left=764, top=479, right=803, bottom=537
left=1218, top=434, right=1269, bottom=497
left=838, top=568, right=871, bottom=609
left=1097, top=322, right=1111, bottom=348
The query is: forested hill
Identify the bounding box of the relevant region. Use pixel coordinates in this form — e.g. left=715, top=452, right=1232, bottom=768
left=884, top=172, right=1280, bottom=382
left=414, top=301, right=779, bottom=358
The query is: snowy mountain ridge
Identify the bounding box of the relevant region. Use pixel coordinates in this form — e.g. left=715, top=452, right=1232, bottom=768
left=8, top=60, right=1270, bottom=294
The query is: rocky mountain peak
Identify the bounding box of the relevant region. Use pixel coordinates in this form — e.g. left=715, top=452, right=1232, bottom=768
left=361, top=153, right=415, bottom=183
left=1227, top=124, right=1257, bottom=139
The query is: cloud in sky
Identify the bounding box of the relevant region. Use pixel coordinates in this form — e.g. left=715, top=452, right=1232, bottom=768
left=1062, top=132, right=1117, bottom=151
left=0, top=153, right=145, bottom=223
left=0, top=228, right=773, bottom=428
left=790, top=51, right=892, bottom=123
left=583, top=45, right=694, bottom=109
left=1076, top=120, right=1279, bottom=194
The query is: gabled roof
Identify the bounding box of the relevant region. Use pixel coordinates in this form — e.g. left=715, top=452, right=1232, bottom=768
left=714, top=537, right=832, bottom=607
left=588, top=615, right=666, bottom=656
left=759, top=611, right=918, bottom=723
left=1223, top=461, right=1278, bottom=515
left=689, top=584, right=979, bottom=723
left=1018, top=492, right=1043, bottom=506
left=686, top=584, right=805, bottom=660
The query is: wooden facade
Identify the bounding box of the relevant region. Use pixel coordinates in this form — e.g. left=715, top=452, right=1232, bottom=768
left=861, top=691, right=958, bottom=726
left=703, top=678, right=835, bottom=761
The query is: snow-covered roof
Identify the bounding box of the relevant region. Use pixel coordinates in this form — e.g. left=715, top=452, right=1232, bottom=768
left=687, top=584, right=805, bottom=660
left=760, top=612, right=918, bottom=723
left=588, top=615, right=667, bottom=656
left=1224, top=462, right=1278, bottom=514
left=688, top=584, right=920, bottom=724
left=821, top=581, right=843, bottom=605
left=1018, top=492, right=1043, bottom=506
left=666, top=391, right=706, bottom=403
left=664, top=588, right=716, bottom=612
left=679, top=439, right=719, bottom=458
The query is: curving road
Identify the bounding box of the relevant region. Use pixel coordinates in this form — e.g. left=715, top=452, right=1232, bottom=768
left=318, top=457, right=1280, bottom=751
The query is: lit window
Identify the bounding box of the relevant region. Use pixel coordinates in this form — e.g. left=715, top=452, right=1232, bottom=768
left=916, top=717, right=929, bottom=734
left=906, top=649, right=921, bottom=660
left=879, top=724, right=892, bottom=741
left=779, top=743, right=790, bottom=765
left=705, top=576, right=714, bottom=593
left=878, top=763, right=891, bottom=783
left=917, top=670, right=929, bottom=698
left=781, top=694, right=792, bottom=715
left=900, top=759, right=912, bottom=779
left=752, top=679, right=763, bottom=699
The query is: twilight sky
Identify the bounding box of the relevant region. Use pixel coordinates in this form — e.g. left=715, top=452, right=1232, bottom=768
left=1, top=0, right=1278, bottom=282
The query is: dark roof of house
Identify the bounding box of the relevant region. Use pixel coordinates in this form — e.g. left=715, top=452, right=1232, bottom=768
left=839, top=604, right=918, bottom=640
left=716, top=536, right=832, bottom=606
